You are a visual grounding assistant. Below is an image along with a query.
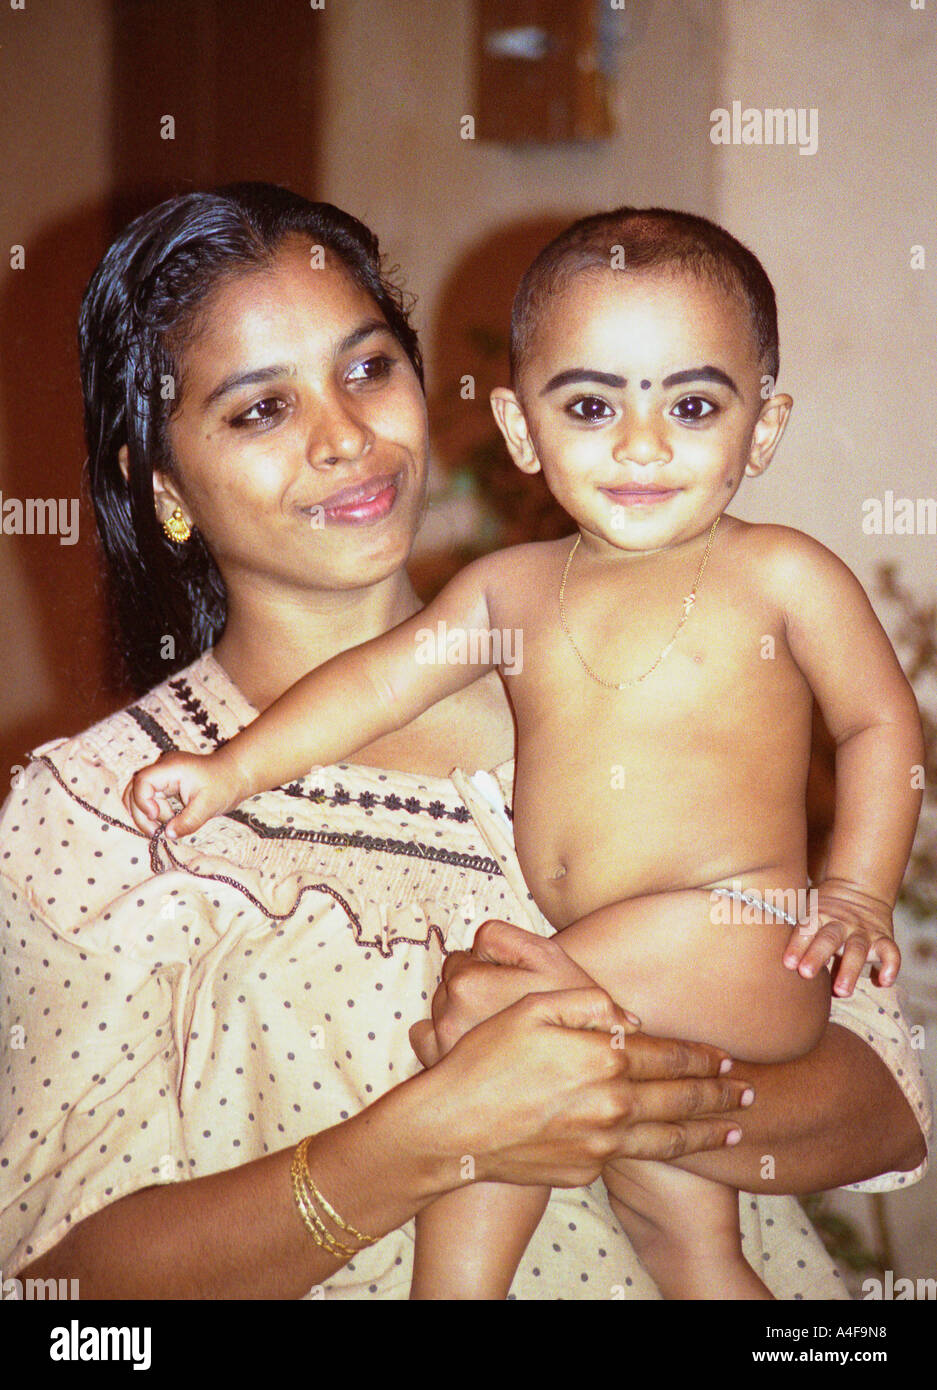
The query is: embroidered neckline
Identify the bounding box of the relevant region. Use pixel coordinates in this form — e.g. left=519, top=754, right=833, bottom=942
left=123, top=694, right=504, bottom=879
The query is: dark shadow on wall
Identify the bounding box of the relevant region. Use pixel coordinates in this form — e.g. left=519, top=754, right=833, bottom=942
left=411, top=216, right=580, bottom=600
left=0, top=201, right=120, bottom=784
left=0, top=0, right=326, bottom=779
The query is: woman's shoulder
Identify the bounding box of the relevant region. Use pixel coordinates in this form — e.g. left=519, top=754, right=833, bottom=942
left=0, top=650, right=247, bottom=894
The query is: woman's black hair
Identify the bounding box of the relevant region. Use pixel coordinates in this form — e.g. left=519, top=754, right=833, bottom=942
left=79, top=182, right=424, bottom=695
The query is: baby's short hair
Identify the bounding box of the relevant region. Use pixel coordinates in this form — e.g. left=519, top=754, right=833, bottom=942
left=510, top=207, right=780, bottom=386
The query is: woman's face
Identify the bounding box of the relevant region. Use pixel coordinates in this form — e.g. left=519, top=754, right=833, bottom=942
left=159, top=235, right=429, bottom=597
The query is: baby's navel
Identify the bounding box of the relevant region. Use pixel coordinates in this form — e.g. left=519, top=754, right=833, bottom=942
left=551, top=864, right=567, bottom=880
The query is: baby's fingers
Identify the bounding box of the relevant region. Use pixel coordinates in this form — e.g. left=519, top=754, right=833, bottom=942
left=122, top=770, right=170, bottom=835
left=790, top=919, right=846, bottom=979
left=869, top=935, right=901, bottom=988
left=163, top=787, right=222, bottom=840
left=783, top=918, right=825, bottom=971
left=831, top=934, right=874, bottom=998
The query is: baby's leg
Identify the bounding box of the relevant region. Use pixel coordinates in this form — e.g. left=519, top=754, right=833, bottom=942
left=545, top=888, right=830, bottom=1301
left=410, top=1181, right=548, bottom=1300
left=603, top=1157, right=771, bottom=1300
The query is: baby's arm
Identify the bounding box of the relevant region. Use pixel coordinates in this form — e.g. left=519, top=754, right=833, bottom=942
left=762, top=528, right=925, bottom=994
left=124, top=553, right=502, bottom=836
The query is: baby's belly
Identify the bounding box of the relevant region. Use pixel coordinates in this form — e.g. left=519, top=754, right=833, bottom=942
left=550, top=886, right=831, bottom=1064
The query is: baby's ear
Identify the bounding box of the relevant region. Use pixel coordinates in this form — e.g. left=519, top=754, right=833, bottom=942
left=490, top=388, right=541, bottom=475
left=745, top=393, right=793, bottom=478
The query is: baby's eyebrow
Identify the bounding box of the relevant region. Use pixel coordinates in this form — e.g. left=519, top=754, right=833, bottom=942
left=539, top=364, right=741, bottom=398
left=540, top=369, right=627, bottom=395
left=661, top=365, right=740, bottom=395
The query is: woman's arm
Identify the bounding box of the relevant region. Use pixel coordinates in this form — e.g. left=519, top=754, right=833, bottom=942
left=421, top=921, right=927, bottom=1194
left=16, top=988, right=748, bottom=1298
left=675, top=1020, right=926, bottom=1192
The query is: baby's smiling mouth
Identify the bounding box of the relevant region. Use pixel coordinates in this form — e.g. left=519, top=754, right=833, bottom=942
left=600, top=482, right=680, bottom=504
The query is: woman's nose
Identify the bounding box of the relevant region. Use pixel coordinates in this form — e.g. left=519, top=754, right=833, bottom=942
left=305, top=397, right=372, bottom=469
left=612, top=412, right=672, bottom=466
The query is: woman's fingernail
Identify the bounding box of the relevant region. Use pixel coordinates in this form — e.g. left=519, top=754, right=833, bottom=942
left=740, top=1088, right=755, bottom=1107
left=726, top=1129, right=742, bottom=1145
left=624, top=1011, right=641, bottom=1026
left=719, top=1057, right=734, bottom=1074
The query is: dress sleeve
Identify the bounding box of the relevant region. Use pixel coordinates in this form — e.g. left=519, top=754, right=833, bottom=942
left=0, top=753, right=192, bottom=1276
left=828, top=979, right=931, bottom=1193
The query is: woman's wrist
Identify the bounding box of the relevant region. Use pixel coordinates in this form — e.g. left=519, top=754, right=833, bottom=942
left=305, top=1065, right=473, bottom=1227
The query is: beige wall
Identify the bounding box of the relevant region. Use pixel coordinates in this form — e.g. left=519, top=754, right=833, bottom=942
left=714, top=0, right=935, bottom=601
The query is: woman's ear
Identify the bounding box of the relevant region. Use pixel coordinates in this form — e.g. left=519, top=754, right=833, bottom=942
left=490, top=388, right=541, bottom=475
left=745, top=394, right=793, bottom=478
left=123, top=444, right=191, bottom=531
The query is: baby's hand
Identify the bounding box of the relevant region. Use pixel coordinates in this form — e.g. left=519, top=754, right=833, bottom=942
left=123, top=750, right=246, bottom=839
left=782, top=880, right=900, bottom=998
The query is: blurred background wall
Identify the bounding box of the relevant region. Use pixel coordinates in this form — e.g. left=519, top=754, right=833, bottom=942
left=1, top=0, right=934, bottom=1290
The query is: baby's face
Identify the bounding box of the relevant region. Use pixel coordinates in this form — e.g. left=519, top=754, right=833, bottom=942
left=505, top=267, right=786, bottom=555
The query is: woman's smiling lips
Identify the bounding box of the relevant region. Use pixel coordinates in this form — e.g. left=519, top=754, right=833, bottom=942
left=306, top=472, right=402, bottom=525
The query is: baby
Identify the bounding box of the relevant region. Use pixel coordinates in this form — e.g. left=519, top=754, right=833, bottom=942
left=125, top=208, right=923, bottom=1300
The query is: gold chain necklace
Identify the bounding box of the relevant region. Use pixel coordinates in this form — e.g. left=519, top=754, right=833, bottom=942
left=558, top=516, right=721, bottom=690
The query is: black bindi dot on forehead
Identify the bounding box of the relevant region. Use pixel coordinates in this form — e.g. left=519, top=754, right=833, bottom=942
left=640, top=379, right=651, bottom=390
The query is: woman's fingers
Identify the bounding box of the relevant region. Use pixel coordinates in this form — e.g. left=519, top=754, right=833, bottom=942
left=611, top=1030, right=735, bottom=1083
left=608, top=1119, right=744, bottom=1163
left=470, top=918, right=551, bottom=968
left=408, top=1019, right=440, bottom=1068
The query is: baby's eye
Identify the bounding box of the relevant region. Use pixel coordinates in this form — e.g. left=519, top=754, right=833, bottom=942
left=346, top=353, right=395, bottom=385
left=567, top=395, right=614, bottom=423
left=231, top=396, right=288, bottom=428
left=671, top=395, right=717, bottom=423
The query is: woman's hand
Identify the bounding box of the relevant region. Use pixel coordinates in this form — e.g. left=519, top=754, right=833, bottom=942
left=411, top=918, right=631, bottom=1064
left=411, top=920, right=750, bottom=1178
left=123, top=749, right=248, bottom=838
left=417, top=984, right=749, bottom=1189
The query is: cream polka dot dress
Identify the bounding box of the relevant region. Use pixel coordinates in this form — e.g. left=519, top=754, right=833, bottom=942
left=0, top=652, right=930, bottom=1298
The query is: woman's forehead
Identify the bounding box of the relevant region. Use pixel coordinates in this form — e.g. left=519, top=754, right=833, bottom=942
left=177, top=248, right=383, bottom=374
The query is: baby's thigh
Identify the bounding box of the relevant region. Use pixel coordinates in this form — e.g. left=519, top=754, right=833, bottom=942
left=552, top=891, right=831, bottom=1063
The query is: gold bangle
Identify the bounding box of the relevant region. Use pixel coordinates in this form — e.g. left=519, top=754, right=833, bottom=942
left=290, top=1137, right=378, bottom=1253
left=297, top=1137, right=378, bottom=1247
left=290, top=1147, right=355, bottom=1257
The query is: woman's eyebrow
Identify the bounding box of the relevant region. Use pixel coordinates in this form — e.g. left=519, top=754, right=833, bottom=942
left=203, top=364, right=296, bottom=409
left=202, top=321, right=393, bottom=409
left=335, top=317, right=394, bottom=357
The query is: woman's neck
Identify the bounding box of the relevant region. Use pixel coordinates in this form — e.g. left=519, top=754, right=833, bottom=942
left=211, top=568, right=424, bottom=713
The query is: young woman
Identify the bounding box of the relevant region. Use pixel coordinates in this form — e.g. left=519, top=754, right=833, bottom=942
left=0, top=185, right=927, bottom=1298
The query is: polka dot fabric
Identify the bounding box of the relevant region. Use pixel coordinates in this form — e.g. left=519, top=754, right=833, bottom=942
left=0, top=651, right=929, bottom=1297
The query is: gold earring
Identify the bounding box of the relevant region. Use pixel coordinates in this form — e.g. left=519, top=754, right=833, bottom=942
left=162, top=507, right=191, bottom=543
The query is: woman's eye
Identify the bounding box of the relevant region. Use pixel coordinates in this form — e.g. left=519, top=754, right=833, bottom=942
left=347, top=353, right=395, bottom=385
left=568, top=396, right=614, bottom=423
left=231, top=396, right=287, bottom=428
left=671, top=395, right=717, bottom=423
